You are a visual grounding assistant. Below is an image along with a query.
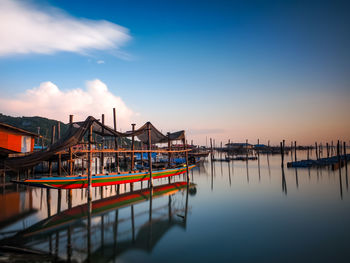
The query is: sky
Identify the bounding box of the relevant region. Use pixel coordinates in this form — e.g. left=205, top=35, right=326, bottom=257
left=0, top=0, right=349, bottom=146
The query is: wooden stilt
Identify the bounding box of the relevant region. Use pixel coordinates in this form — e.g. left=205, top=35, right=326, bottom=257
left=69, top=115, right=74, bottom=176
left=113, top=108, right=120, bottom=173
left=57, top=122, right=62, bottom=176
left=147, top=122, right=153, bottom=187
left=87, top=125, right=93, bottom=201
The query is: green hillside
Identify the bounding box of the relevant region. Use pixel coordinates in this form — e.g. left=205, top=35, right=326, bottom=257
left=0, top=113, right=68, bottom=146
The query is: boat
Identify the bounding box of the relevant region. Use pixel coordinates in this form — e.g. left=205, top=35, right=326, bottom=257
left=12, top=165, right=196, bottom=189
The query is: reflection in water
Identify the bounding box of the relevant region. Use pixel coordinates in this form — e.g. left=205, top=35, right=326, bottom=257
left=339, top=165, right=343, bottom=200
left=246, top=159, right=249, bottom=183
left=282, top=167, right=287, bottom=195
left=0, top=182, right=194, bottom=262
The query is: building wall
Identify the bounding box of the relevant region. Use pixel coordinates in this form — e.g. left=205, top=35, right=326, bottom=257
left=0, top=128, right=34, bottom=153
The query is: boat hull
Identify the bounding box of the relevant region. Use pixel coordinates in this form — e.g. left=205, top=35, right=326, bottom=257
left=20, top=165, right=196, bottom=189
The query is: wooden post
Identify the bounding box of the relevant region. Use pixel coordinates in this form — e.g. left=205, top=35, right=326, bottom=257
left=131, top=124, right=136, bottom=171
left=167, top=132, right=171, bottom=168
left=49, top=125, right=55, bottom=176
left=141, top=142, right=144, bottom=168
left=184, top=136, right=190, bottom=182
left=246, top=139, right=248, bottom=159
left=210, top=138, right=213, bottom=161
left=315, top=142, right=318, bottom=160
left=69, top=115, right=73, bottom=176
left=220, top=141, right=223, bottom=159
left=294, top=141, right=297, bottom=162
left=113, top=108, right=120, bottom=173
left=307, top=146, right=310, bottom=160
left=280, top=142, right=284, bottom=167
left=326, top=142, right=329, bottom=158
left=57, top=122, right=62, bottom=176
left=147, top=122, right=153, bottom=187
left=87, top=125, right=93, bottom=201
left=101, top=114, right=105, bottom=174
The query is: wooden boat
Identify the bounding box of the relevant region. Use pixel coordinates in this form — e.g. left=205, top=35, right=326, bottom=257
left=13, top=165, right=196, bottom=189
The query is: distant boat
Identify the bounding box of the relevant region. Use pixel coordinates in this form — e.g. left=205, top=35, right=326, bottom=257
left=12, top=165, right=196, bottom=189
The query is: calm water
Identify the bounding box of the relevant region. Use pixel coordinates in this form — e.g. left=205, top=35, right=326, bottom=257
left=1, top=150, right=349, bottom=262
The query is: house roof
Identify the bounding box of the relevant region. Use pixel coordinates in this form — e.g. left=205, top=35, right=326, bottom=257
left=0, top=122, right=40, bottom=137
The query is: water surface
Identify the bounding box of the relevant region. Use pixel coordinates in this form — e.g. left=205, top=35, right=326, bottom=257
left=0, top=150, right=349, bottom=262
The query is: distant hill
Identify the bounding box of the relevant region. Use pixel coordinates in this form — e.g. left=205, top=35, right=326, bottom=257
left=0, top=113, right=68, bottom=145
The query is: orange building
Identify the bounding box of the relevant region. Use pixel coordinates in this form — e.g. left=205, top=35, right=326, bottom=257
left=0, top=122, right=39, bottom=155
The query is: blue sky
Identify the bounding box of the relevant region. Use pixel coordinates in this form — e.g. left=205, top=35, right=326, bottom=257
left=0, top=0, right=349, bottom=145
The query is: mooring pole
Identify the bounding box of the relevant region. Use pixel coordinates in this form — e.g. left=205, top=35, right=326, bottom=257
left=101, top=114, right=105, bottom=174
left=113, top=108, right=120, bottom=173
left=130, top=123, right=136, bottom=191
left=49, top=125, right=55, bottom=176
left=294, top=141, right=297, bottom=162
left=183, top=136, right=190, bottom=182
left=280, top=142, right=284, bottom=168
left=57, top=122, right=62, bottom=176
left=167, top=132, right=171, bottom=168
left=210, top=138, right=213, bottom=161
left=315, top=142, right=318, bottom=160
left=87, top=125, right=93, bottom=201
left=68, top=115, right=74, bottom=175
left=326, top=142, right=329, bottom=158
left=131, top=124, right=136, bottom=171
left=147, top=122, right=153, bottom=187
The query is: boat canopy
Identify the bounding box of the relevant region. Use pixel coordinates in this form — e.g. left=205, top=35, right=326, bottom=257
left=4, top=116, right=186, bottom=170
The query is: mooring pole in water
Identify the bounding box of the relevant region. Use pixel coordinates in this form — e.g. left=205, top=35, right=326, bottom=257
left=147, top=122, right=153, bottom=187
left=331, top=141, right=334, bottom=156
left=294, top=141, right=297, bottom=162
left=87, top=125, right=93, bottom=201
left=344, top=142, right=347, bottom=163
left=307, top=146, right=310, bottom=160
left=113, top=108, right=120, bottom=173
left=280, top=142, right=284, bottom=168
left=315, top=142, right=318, bottom=160
left=326, top=142, right=329, bottom=158
left=210, top=138, right=213, bottom=161
left=246, top=139, right=248, bottom=160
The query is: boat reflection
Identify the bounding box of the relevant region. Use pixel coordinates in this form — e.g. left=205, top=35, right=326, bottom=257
left=0, top=181, right=195, bottom=262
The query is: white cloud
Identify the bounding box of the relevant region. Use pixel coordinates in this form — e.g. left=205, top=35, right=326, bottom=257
left=0, top=0, right=131, bottom=56
left=97, top=60, right=105, bottom=64
left=0, top=79, right=134, bottom=128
